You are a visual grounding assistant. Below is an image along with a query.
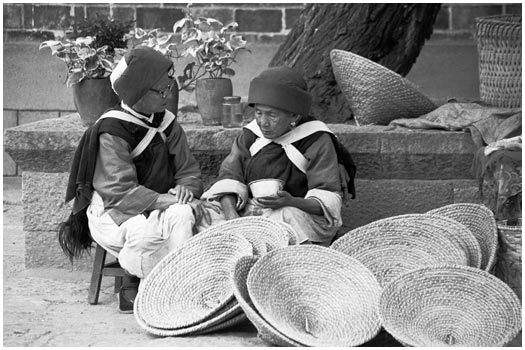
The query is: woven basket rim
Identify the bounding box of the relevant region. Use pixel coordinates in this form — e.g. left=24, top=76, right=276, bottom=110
left=247, top=245, right=382, bottom=347
left=379, top=264, right=522, bottom=347
left=231, top=255, right=303, bottom=347
left=475, top=14, right=522, bottom=26
left=134, top=231, right=252, bottom=330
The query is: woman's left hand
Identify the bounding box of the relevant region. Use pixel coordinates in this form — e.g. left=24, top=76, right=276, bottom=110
left=256, top=190, right=293, bottom=209
left=168, top=184, right=194, bottom=204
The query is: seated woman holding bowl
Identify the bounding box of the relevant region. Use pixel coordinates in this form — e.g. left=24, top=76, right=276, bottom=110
left=201, top=66, right=355, bottom=246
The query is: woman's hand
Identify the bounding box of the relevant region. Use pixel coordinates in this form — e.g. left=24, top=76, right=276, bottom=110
left=188, top=199, right=222, bottom=226
left=220, top=194, right=241, bottom=221
left=168, top=184, right=194, bottom=204
left=256, top=190, right=293, bottom=209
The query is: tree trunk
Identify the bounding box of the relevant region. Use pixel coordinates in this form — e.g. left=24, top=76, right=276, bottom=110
left=270, top=4, right=441, bottom=123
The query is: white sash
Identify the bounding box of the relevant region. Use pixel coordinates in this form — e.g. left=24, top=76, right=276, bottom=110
left=244, top=120, right=334, bottom=173
left=98, top=109, right=175, bottom=159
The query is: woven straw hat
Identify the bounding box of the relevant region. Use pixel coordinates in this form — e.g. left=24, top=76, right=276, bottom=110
left=379, top=265, right=522, bottom=347
left=331, top=214, right=470, bottom=287
left=199, top=216, right=298, bottom=255
left=247, top=245, right=382, bottom=347
left=232, top=255, right=303, bottom=346
left=330, top=49, right=437, bottom=126
left=134, top=230, right=252, bottom=330
left=427, top=203, right=498, bottom=271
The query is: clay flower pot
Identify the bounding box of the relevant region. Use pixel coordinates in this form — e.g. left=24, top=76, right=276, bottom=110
left=72, top=77, right=120, bottom=127
left=195, top=78, right=233, bottom=126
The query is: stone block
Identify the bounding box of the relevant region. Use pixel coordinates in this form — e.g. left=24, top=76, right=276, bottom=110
left=86, top=6, right=110, bottom=20
left=434, top=5, right=450, bottom=30
left=33, top=4, right=72, bottom=30
left=257, top=34, right=287, bottom=45
left=505, top=4, right=522, bottom=15
left=73, top=6, right=84, bottom=23
left=4, top=4, right=23, bottom=28
left=285, top=8, right=302, bottom=29
left=112, top=6, right=135, bottom=22
left=25, top=230, right=93, bottom=271
left=3, top=152, right=18, bottom=176
left=452, top=179, right=482, bottom=203
left=136, top=7, right=184, bottom=32
left=192, top=8, right=234, bottom=25
left=23, top=4, right=32, bottom=29
left=338, top=179, right=458, bottom=234
left=19, top=111, right=59, bottom=125
left=451, top=4, right=502, bottom=31
left=3, top=110, right=18, bottom=129
left=23, top=172, right=71, bottom=231
left=235, top=9, right=282, bottom=32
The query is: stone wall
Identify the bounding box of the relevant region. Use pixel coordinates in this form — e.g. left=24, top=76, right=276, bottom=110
left=4, top=114, right=481, bottom=270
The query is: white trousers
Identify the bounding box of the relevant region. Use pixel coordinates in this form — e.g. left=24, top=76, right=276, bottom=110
left=86, top=192, right=195, bottom=278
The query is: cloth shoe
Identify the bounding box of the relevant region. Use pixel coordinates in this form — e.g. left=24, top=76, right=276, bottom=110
left=117, top=274, right=140, bottom=314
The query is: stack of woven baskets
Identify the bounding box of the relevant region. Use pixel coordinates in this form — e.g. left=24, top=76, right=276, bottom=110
left=133, top=204, right=522, bottom=347
left=331, top=203, right=521, bottom=347
left=133, top=216, right=298, bottom=336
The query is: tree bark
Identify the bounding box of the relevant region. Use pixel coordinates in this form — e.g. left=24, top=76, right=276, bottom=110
left=270, top=4, right=441, bottom=123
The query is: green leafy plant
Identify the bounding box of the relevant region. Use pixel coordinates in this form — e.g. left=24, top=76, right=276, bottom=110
left=126, top=27, right=178, bottom=57
left=172, top=4, right=248, bottom=92
left=39, top=16, right=133, bottom=87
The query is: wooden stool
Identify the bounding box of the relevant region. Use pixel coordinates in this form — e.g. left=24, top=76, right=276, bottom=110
left=88, top=244, right=126, bottom=305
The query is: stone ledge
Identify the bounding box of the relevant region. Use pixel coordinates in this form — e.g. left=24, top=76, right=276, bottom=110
left=4, top=113, right=478, bottom=180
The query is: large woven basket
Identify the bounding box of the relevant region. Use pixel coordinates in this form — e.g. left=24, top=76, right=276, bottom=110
left=427, top=203, right=498, bottom=271
left=495, top=219, right=522, bottom=301
left=330, top=49, right=436, bottom=126
left=331, top=214, right=470, bottom=287
left=231, top=256, right=303, bottom=346
left=197, top=216, right=297, bottom=255
left=247, top=245, right=382, bottom=347
left=134, top=231, right=252, bottom=331
left=476, top=15, right=522, bottom=108
left=379, top=265, right=522, bottom=347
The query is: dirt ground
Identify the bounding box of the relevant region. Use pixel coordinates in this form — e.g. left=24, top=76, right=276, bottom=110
left=2, top=181, right=521, bottom=347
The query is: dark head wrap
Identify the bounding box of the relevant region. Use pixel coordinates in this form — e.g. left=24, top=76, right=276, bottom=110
left=110, top=46, right=173, bottom=106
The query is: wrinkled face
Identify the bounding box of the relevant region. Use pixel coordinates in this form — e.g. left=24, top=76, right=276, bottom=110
left=254, top=104, right=297, bottom=139
left=132, top=72, right=175, bottom=114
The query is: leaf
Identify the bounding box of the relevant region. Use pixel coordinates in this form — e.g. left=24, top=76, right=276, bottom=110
left=223, top=68, right=235, bottom=76
left=135, top=27, right=147, bottom=39
left=74, top=46, right=96, bottom=60
left=74, top=36, right=94, bottom=46
left=66, top=71, right=85, bottom=87
left=229, top=34, right=247, bottom=49
left=221, top=22, right=238, bottom=34
left=173, top=17, right=189, bottom=33
left=39, top=40, right=62, bottom=51
left=156, top=34, right=172, bottom=46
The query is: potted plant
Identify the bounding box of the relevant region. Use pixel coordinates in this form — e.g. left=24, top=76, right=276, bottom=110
left=39, top=15, right=134, bottom=126
left=172, top=4, right=248, bottom=125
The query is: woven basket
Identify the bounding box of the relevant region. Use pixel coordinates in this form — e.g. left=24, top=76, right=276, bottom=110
left=330, top=49, right=436, bottom=126
left=231, top=255, right=303, bottom=346
left=331, top=214, right=470, bottom=287
left=247, top=245, right=382, bottom=347
left=379, top=265, right=522, bottom=347
left=199, top=216, right=297, bottom=255
left=134, top=298, right=244, bottom=336
left=427, top=203, right=498, bottom=271
left=134, top=231, right=252, bottom=330
left=495, top=219, right=522, bottom=301
left=476, top=15, right=522, bottom=108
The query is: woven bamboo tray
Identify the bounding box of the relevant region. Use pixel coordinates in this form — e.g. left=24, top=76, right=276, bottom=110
left=331, top=214, right=470, bottom=287
left=476, top=15, right=522, bottom=108
left=379, top=265, right=522, bottom=347
left=427, top=203, right=498, bottom=271
left=247, top=245, right=382, bottom=347
left=134, top=231, right=252, bottom=330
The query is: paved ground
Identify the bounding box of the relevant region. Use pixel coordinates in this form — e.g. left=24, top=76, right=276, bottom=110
left=3, top=179, right=521, bottom=347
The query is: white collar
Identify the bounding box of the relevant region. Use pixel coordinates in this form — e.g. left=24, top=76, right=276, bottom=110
left=121, top=102, right=156, bottom=124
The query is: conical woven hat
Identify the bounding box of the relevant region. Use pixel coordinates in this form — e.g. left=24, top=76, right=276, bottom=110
left=330, top=49, right=437, bottom=126
left=231, top=255, right=303, bottom=346
left=379, top=265, right=522, bottom=347
left=134, top=230, right=252, bottom=330
left=247, top=245, right=382, bottom=347
left=427, top=203, right=498, bottom=271
left=331, top=214, right=470, bottom=287
left=199, top=216, right=298, bottom=255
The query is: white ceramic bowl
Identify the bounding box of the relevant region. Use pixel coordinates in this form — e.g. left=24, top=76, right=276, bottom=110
left=249, top=179, right=284, bottom=198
